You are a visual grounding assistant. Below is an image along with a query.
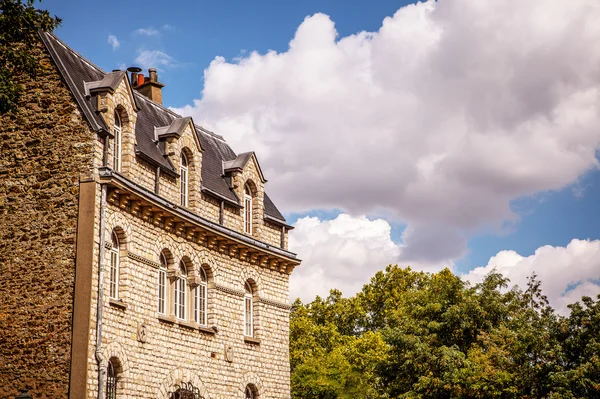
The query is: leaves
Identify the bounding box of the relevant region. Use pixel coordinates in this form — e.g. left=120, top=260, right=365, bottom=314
left=290, top=266, right=600, bottom=398
left=0, top=0, right=61, bottom=113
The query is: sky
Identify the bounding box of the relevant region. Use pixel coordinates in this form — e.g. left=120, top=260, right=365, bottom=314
left=46, top=0, right=600, bottom=313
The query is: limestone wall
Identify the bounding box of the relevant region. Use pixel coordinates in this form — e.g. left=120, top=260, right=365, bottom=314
left=0, top=41, right=97, bottom=398
left=85, top=204, right=292, bottom=398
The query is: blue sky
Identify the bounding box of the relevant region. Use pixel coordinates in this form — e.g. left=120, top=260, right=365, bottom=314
left=46, top=0, right=600, bottom=309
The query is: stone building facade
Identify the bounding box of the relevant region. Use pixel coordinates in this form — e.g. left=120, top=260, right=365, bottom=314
left=0, top=32, right=300, bottom=399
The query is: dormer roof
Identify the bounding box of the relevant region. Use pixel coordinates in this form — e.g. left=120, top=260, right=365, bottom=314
left=84, top=71, right=125, bottom=94
left=154, top=116, right=204, bottom=152
left=38, top=30, right=288, bottom=224
left=222, top=151, right=266, bottom=183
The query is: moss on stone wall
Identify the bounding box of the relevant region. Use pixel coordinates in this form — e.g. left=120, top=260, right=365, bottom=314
left=0, top=39, right=97, bottom=398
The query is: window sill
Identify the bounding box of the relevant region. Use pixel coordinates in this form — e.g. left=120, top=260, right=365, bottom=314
left=108, top=298, right=128, bottom=310
left=198, top=325, right=217, bottom=335
left=178, top=320, right=197, bottom=330
left=244, top=336, right=261, bottom=345
left=157, top=314, right=176, bottom=324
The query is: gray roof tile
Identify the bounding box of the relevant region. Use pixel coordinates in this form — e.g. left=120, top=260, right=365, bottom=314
left=40, top=31, right=287, bottom=223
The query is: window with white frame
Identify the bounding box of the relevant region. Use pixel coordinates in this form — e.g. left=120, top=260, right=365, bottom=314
left=243, top=184, right=252, bottom=235
left=180, top=152, right=189, bottom=207
left=157, top=252, right=167, bottom=315
left=244, top=281, right=253, bottom=336
left=194, top=268, right=208, bottom=325
left=113, top=111, right=122, bottom=172
left=109, top=232, right=119, bottom=299
left=174, top=261, right=187, bottom=320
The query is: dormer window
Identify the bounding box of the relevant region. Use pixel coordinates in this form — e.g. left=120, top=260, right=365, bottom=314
left=113, top=111, right=122, bottom=172
left=180, top=152, right=189, bottom=207
left=244, top=184, right=252, bottom=235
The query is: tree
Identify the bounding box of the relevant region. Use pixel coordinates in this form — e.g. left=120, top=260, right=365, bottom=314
left=290, top=266, right=599, bottom=398
left=0, top=0, right=61, bottom=113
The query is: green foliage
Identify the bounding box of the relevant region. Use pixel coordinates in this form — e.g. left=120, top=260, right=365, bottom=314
left=290, top=265, right=600, bottom=398
left=0, top=0, right=61, bottom=113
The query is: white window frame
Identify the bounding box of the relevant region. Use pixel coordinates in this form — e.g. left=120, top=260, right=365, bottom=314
left=194, top=268, right=208, bottom=326
left=244, top=184, right=252, bottom=235
left=174, top=261, right=187, bottom=320
left=109, top=232, right=119, bottom=299
left=180, top=152, right=189, bottom=207
left=244, top=281, right=253, bottom=337
left=113, top=111, right=122, bottom=172
left=157, top=252, right=167, bottom=315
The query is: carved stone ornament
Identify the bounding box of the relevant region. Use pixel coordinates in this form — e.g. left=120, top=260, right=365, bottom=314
left=137, top=322, right=148, bottom=343
left=224, top=344, right=234, bottom=363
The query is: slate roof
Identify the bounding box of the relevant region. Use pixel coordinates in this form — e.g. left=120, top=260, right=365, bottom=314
left=39, top=31, right=288, bottom=225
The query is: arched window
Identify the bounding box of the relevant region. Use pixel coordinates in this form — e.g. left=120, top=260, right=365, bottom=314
left=157, top=252, right=167, bottom=315
left=244, top=281, right=253, bottom=337
left=113, top=111, right=122, bottom=172
left=174, top=261, right=187, bottom=320
left=106, top=359, right=117, bottom=399
left=245, top=385, right=256, bottom=399
left=194, top=268, right=208, bottom=326
left=109, top=232, right=119, bottom=299
left=180, top=152, right=188, bottom=207
left=244, top=184, right=252, bottom=235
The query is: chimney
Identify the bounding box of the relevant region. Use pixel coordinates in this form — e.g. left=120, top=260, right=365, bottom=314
left=134, top=67, right=165, bottom=104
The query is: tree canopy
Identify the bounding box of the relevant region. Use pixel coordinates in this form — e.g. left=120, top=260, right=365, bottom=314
left=290, top=265, right=600, bottom=399
left=0, top=0, right=61, bottom=113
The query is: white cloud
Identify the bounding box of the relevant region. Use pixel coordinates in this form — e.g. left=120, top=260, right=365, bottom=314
left=107, top=34, right=120, bottom=50
left=290, top=217, right=600, bottom=311
left=174, top=0, right=600, bottom=264
left=463, top=239, right=600, bottom=315
left=136, top=27, right=161, bottom=37
left=289, top=214, right=450, bottom=301
left=134, top=50, right=176, bottom=71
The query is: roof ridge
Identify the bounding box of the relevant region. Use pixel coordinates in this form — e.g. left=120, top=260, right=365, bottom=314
left=46, top=31, right=106, bottom=75
left=132, top=91, right=226, bottom=142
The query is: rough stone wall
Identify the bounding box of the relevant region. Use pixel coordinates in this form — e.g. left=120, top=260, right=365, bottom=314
left=85, top=204, right=292, bottom=398
left=0, top=41, right=97, bottom=398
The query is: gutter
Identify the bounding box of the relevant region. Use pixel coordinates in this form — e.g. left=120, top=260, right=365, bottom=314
left=201, top=186, right=241, bottom=208
left=95, top=185, right=108, bottom=399
left=99, top=167, right=299, bottom=262
left=264, top=214, right=295, bottom=230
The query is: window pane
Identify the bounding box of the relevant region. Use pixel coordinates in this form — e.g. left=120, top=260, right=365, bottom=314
left=245, top=297, right=253, bottom=336
left=199, top=283, right=206, bottom=325
left=109, top=250, right=118, bottom=299
left=158, top=269, right=166, bottom=314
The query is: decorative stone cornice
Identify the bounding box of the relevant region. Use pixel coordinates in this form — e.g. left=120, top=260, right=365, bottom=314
left=127, top=252, right=161, bottom=269
left=98, top=167, right=301, bottom=275
left=214, top=283, right=244, bottom=297
left=257, top=297, right=292, bottom=310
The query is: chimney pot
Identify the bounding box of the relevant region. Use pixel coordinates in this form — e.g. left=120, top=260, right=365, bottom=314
left=133, top=68, right=165, bottom=105
left=149, top=68, right=158, bottom=83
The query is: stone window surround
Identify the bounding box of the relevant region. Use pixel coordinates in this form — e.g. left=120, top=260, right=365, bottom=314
left=104, top=249, right=292, bottom=341
left=113, top=110, right=122, bottom=172
left=180, top=151, right=189, bottom=207
left=108, top=231, right=120, bottom=300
